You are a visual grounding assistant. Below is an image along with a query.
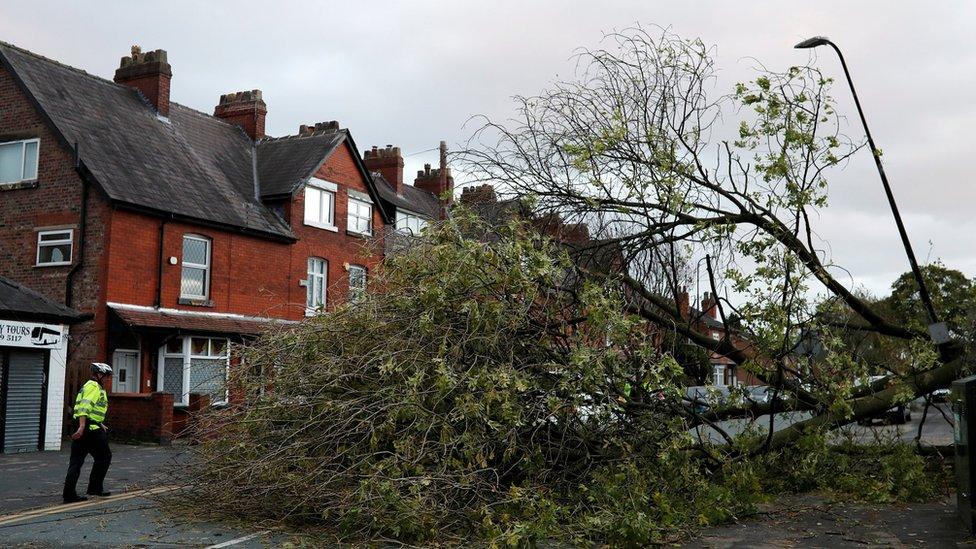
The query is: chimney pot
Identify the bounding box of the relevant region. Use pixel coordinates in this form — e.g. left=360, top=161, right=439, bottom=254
left=114, top=46, right=172, bottom=117
left=363, top=141, right=404, bottom=194
left=214, top=89, right=268, bottom=140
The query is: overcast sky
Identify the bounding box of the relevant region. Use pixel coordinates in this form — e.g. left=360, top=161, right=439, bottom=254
left=1, top=1, right=973, bottom=298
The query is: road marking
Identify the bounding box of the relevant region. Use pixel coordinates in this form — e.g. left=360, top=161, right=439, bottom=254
left=205, top=531, right=269, bottom=548
left=0, top=485, right=179, bottom=527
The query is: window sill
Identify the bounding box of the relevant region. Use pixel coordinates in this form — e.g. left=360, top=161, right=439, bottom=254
left=0, top=179, right=39, bottom=191
left=35, top=261, right=72, bottom=268
left=346, top=229, right=373, bottom=238
left=178, top=297, right=214, bottom=307
left=304, top=221, right=338, bottom=233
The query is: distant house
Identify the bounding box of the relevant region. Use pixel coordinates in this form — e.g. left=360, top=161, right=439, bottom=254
left=0, top=42, right=449, bottom=448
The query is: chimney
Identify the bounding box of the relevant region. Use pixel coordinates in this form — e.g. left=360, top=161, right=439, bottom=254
left=363, top=145, right=404, bottom=194
left=414, top=141, right=454, bottom=218
left=298, top=121, right=340, bottom=136
left=214, top=90, right=267, bottom=140
left=114, top=46, right=172, bottom=117
left=701, top=292, right=718, bottom=319
left=677, top=286, right=690, bottom=320
left=459, top=184, right=497, bottom=205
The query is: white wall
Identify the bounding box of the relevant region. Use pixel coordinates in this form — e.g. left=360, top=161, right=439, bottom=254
left=43, top=329, right=67, bottom=451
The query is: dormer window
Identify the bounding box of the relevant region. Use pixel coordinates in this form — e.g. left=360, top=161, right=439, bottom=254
left=0, top=138, right=40, bottom=185
left=304, top=178, right=337, bottom=231
left=347, top=192, right=373, bottom=236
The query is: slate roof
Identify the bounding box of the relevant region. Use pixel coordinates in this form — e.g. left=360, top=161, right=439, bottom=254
left=0, top=275, right=88, bottom=324
left=372, top=173, right=441, bottom=219
left=0, top=41, right=391, bottom=238
left=257, top=131, right=345, bottom=197
left=109, top=303, right=293, bottom=336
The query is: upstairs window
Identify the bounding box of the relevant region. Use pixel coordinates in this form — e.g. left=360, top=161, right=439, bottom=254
left=347, top=197, right=373, bottom=236
left=0, top=138, right=39, bottom=185
left=181, top=235, right=211, bottom=299
left=396, top=211, right=428, bottom=235
left=306, top=257, right=328, bottom=314
left=36, top=229, right=73, bottom=266
left=304, top=178, right=337, bottom=231
left=349, top=264, right=367, bottom=303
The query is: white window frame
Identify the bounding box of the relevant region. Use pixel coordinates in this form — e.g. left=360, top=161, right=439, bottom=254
left=181, top=234, right=211, bottom=300
left=35, top=229, right=73, bottom=266
left=306, top=257, right=328, bottom=315
left=395, top=209, right=429, bottom=235
left=347, top=196, right=373, bottom=236
left=349, top=264, right=367, bottom=302
left=157, top=336, right=230, bottom=406
left=0, top=138, right=40, bottom=185
left=304, top=178, right=338, bottom=232
left=713, top=364, right=726, bottom=387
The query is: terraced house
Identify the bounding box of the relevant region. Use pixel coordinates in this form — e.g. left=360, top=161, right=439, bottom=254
left=0, top=42, right=450, bottom=449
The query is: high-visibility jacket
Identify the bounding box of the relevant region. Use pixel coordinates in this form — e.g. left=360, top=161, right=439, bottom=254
left=73, top=380, right=108, bottom=430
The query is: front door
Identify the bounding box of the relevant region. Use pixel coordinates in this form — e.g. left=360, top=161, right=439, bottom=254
left=112, top=350, right=140, bottom=393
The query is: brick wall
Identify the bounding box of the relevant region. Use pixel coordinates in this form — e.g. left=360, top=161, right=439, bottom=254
left=0, top=62, right=111, bottom=428
left=104, top=140, right=386, bottom=321
left=106, top=392, right=174, bottom=443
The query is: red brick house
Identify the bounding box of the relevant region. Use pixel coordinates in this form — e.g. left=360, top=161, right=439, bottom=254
left=0, top=42, right=450, bottom=447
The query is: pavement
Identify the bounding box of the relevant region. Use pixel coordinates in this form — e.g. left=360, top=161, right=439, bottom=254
left=0, top=441, right=288, bottom=547
left=689, top=493, right=975, bottom=548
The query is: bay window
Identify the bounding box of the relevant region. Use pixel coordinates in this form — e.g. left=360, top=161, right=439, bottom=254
left=159, top=336, right=229, bottom=405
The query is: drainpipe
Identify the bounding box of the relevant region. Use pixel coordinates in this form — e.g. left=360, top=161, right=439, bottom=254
left=155, top=215, right=171, bottom=308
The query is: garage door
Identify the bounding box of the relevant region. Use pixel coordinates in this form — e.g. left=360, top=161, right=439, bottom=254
left=2, top=350, right=47, bottom=453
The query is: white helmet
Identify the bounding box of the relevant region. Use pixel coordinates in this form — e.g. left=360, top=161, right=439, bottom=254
left=91, top=362, right=113, bottom=376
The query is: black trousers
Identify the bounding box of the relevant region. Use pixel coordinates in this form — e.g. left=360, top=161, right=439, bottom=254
left=62, top=427, right=112, bottom=499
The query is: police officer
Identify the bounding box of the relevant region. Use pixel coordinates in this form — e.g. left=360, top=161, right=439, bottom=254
left=63, top=362, right=113, bottom=503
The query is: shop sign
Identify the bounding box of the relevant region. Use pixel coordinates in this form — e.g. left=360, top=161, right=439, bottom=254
left=0, top=319, right=65, bottom=350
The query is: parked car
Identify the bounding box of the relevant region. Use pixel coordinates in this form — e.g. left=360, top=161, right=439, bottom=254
left=930, top=388, right=949, bottom=403
left=855, top=375, right=912, bottom=425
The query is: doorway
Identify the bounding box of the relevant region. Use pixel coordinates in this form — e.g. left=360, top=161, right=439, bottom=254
left=112, top=349, right=140, bottom=393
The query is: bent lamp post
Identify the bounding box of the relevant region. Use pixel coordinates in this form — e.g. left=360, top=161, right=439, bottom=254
left=795, top=36, right=948, bottom=345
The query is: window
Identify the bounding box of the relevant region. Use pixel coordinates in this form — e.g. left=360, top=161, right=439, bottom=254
left=304, top=178, right=337, bottom=230
left=347, top=197, right=373, bottom=236
left=306, top=257, right=327, bottom=314
left=713, top=365, right=726, bottom=387
left=36, top=229, right=73, bottom=266
left=159, top=336, right=229, bottom=405
left=0, top=138, right=39, bottom=185
left=349, top=264, right=367, bottom=302
left=181, top=235, right=211, bottom=299
left=396, top=210, right=428, bottom=235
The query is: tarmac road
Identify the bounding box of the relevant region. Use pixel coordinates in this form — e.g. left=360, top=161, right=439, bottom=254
left=694, top=400, right=955, bottom=446
left=0, top=442, right=286, bottom=547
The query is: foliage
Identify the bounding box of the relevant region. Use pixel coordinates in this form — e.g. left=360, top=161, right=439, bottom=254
left=885, top=263, right=976, bottom=334
left=171, top=214, right=950, bottom=545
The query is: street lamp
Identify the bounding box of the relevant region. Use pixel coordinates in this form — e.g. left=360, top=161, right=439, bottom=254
left=795, top=36, right=948, bottom=345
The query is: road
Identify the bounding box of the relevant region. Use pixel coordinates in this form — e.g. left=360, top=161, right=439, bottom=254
left=694, top=400, right=954, bottom=446
left=0, top=443, right=287, bottom=547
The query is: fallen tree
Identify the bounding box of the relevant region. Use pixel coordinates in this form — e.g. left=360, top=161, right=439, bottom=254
left=170, top=27, right=967, bottom=545
left=460, top=26, right=973, bottom=446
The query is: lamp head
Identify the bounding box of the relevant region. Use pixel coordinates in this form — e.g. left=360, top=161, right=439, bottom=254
left=794, top=36, right=831, bottom=49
